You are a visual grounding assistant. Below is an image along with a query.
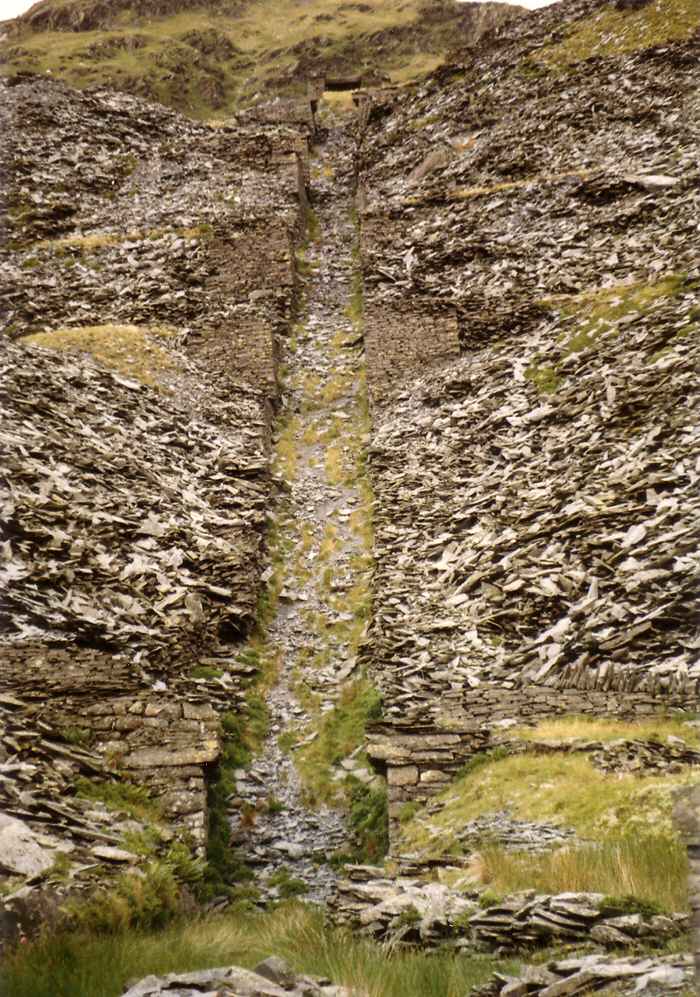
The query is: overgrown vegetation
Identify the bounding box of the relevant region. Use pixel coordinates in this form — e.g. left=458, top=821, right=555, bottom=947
left=75, top=777, right=162, bottom=822
left=0, top=904, right=517, bottom=997
left=267, top=866, right=309, bottom=899
left=60, top=726, right=94, bottom=747
left=295, top=679, right=383, bottom=805
left=63, top=863, right=183, bottom=935
left=397, top=750, right=697, bottom=904
left=347, top=777, right=390, bottom=862
left=200, top=707, right=262, bottom=902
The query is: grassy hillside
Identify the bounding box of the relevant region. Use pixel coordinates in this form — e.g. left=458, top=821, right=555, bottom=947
left=0, top=0, right=522, bottom=118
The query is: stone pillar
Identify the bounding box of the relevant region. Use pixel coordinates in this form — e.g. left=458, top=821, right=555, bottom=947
left=673, top=784, right=700, bottom=995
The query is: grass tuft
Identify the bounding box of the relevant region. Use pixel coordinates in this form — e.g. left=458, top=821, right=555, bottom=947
left=0, top=905, right=516, bottom=997
left=295, top=680, right=383, bottom=806
left=475, top=835, right=687, bottom=913
left=75, top=777, right=162, bottom=821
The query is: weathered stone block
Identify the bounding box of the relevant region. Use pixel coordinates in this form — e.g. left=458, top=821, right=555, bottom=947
left=124, top=742, right=219, bottom=769
left=420, top=769, right=449, bottom=784
left=388, top=766, right=419, bottom=786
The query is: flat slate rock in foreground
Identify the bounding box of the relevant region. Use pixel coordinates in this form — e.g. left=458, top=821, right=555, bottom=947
left=120, top=959, right=353, bottom=997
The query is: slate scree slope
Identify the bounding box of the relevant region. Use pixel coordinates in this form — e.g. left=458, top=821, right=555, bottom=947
left=1, top=0, right=700, bottom=991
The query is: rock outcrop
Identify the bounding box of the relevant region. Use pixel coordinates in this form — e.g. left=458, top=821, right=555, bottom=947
left=475, top=953, right=694, bottom=997
left=120, top=957, right=353, bottom=997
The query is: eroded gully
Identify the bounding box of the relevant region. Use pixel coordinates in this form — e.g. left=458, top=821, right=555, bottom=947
left=228, top=126, right=376, bottom=903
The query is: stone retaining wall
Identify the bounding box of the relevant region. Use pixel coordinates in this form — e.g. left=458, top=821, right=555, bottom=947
left=0, top=644, right=234, bottom=846
left=363, top=295, right=460, bottom=406
left=367, top=685, right=700, bottom=834
left=196, top=134, right=309, bottom=407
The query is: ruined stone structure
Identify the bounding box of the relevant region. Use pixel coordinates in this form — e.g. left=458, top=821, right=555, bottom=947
left=2, top=2, right=700, bottom=983
left=369, top=683, right=700, bottom=832
left=363, top=295, right=459, bottom=405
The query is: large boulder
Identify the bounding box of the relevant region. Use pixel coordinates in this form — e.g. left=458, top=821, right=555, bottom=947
left=0, top=815, right=55, bottom=879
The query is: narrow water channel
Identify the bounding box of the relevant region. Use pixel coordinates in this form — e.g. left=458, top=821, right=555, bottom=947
left=228, top=125, right=375, bottom=902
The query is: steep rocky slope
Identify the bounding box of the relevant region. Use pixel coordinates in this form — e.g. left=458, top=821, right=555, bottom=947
left=0, top=73, right=309, bottom=934
left=2, top=0, right=700, bottom=992
left=356, top=0, right=700, bottom=721
left=0, top=0, right=522, bottom=117
left=340, top=0, right=700, bottom=988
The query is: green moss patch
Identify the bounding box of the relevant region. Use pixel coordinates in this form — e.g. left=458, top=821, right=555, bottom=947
left=551, top=274, right=693, bottom=355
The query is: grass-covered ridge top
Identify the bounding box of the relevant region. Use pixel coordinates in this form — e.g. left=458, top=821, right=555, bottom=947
left=0, top=0, right=522, bottom=117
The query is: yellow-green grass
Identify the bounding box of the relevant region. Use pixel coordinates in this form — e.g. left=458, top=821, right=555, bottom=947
left=1, top=0, right=453, bottom=116
left=295, top=679, right=382, bottom=806
left=390, top=52, right=445, bottom=84
left=273, top=413, right=302, bottom=482
left=510, top=715, right=700, bottom=746
left=324, top=441, right=348, bottom=486
left=442, top=170, right=590, bottom=203
left=536, top=0, right=700, bottom=68
left=525, top=274, right=697, bottom=394
left=544, top=274, right=694, bottom=354
left=22, top=323, right=179, bottom=388
left=473, top=835, right=688, bottom=912
left=0, top=904, right=516, bottom=997
left=320, top=90, right=356, bottom=116
left=33, top=226, right=207, bottom=252
left=397, top=753, right=698, bottom=858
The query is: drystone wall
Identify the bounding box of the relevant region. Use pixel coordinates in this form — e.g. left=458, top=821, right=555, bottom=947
left=363, top=294, right=459, bottom=405
left=368, top=683, right=700, bottom=829
left=331, top=864, right=688, bottom=951
left=0, top=646, right=224, bottom=842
